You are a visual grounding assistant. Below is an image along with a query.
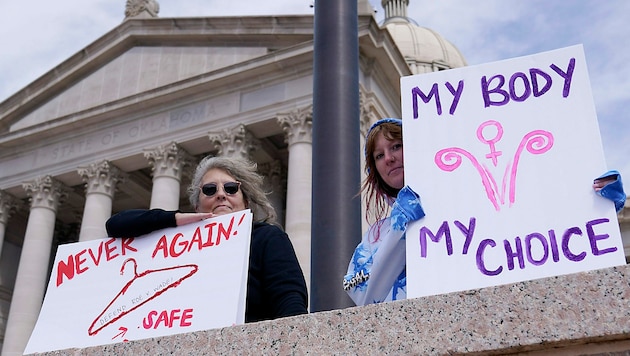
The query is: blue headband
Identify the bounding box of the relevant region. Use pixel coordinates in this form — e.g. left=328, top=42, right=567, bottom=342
left=365, top=118, right=402, bottom=158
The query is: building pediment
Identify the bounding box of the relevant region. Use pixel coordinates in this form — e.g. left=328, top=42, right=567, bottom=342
left=0, top=16, right=315, bottom=134
left=0, top=13, right=410, bottom=201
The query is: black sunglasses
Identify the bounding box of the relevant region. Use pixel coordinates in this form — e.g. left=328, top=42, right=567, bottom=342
left=201, top=182, right=241, bottom=197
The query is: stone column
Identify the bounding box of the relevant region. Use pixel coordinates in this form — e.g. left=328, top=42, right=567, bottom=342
left=0, top=192, right=20, bottom=354
left=0, top=190, right=20, bottom=258
left=77, top=161, right=127, bottom=241
left=208, top=124, right=260, bottom=159
left=2, top=176, right=68, bottom=356
left=259, top=160, right=286, bottom=227
left=278, top=105, right=313, bottom=288
left=144, top=142, right=193, bottom=210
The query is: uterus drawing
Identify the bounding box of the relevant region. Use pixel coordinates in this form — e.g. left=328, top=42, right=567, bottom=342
left=434, top=120, right=554, bottom=211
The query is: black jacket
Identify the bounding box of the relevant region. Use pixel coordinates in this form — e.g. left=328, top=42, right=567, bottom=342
left=106, top=209, right=308, bottom=322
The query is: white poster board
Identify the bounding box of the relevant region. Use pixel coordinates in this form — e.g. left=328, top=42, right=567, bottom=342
left=401, top=45, right=625, bottom=299
left=25, top=210, right=252, bottom=354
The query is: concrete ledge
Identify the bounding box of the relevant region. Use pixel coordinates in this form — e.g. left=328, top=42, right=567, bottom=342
left=35, top=264, right=630, bottom=355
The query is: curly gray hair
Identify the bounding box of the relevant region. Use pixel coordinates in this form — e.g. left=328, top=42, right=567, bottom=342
left=187, top=156, right=277, bottom=224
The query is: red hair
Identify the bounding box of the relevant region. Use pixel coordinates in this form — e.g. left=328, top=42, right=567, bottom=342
left=361, top=121, right=403, bottom=241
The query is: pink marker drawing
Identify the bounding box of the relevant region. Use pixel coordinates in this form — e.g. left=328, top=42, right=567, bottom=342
left=435, top=120, right=554, bottom=210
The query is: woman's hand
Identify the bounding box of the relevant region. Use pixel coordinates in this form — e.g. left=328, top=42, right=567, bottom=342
left=593, top=170, right=626, bottom=213
left=593, top=176, right=617, bottom=191
left=175, top=212, right=215, bottom=226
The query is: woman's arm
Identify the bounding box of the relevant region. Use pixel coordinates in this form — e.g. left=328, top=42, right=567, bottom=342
left=105, top=209, right=178, bottom=237
left=344, top=185, right=425, bottom=306
left=593, top=170, right=626, bottom=213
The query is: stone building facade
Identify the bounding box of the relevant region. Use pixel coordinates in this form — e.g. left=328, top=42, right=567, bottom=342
left=0, top=0, right=627, bottom=354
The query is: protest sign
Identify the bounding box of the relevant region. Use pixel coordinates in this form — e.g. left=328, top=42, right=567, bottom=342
left=401, top=45, right=625, bottom=299
left=25, top=210, right=252, bottom=353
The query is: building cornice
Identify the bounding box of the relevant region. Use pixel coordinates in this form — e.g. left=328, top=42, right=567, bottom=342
left=0, top=16, right=316, bottom=132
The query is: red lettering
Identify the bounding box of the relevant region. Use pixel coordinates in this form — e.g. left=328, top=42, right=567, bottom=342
left=88, top=241, right=104, bottom=266
left=169, top=309, right=181, bottom=327
left=189, top=227, right=203, bottom=252
left=155, top=310, right=169, bottom=329
left=56, top=255, right=75, bottom=286
left=152, top=235, right=169, bottom=258
left=56, top=238, right=140, bottom=288
left=217, top=217, right=235, bottom=245
left=104, top=238, right=119, bottom=261
left=75, top=249, right=89, bottom=274
left=121, top=237, right=138, bottom=255
left=170, top=233, right=187, bottom=257
left=203, top=222, right=217, bottom=247
left=142, top=309, right=194, bottom=329
left=181, top=308, right=193, bottom=327
left=142, top=310, right=158, bottom=329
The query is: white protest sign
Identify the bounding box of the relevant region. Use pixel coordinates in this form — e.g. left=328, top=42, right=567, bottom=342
left=401, top=45, right=625, bottom=299
left=25, top=210, right=252, bottom=354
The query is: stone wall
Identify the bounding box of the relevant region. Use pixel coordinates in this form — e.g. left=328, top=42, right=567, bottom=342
left=34, top=264, right=630, bottom=355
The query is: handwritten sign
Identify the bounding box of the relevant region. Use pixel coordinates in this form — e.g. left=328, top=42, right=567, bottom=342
left=401, top=45, right=625, bottom=298
left=25, top=210, right=252, bottom=354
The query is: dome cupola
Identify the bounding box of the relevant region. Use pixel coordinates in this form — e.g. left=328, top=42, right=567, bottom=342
left=381, top=0, right=467, bottom=74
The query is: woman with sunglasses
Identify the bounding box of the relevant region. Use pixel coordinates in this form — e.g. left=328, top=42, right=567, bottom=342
left=106, top=156, right=308, bottom=322
left=343, top=118, right=626, bottom=307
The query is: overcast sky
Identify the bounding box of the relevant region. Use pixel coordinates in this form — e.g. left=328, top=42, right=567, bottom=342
left=0, top=0, right=628, bottom=190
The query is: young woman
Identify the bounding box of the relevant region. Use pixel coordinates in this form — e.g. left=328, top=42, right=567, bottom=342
left=106, top=156, right=308, bottom=322
left=344, top=118, right=626, bottom=306
left=343, top=118, right=424, bottom=306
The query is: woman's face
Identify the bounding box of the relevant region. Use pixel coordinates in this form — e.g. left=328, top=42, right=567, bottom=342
left=197, top=168, right=247, bottom=215
left=373, top=131, right=405, bottom=190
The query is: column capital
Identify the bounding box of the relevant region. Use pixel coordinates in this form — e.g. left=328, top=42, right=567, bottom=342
left=78, top=160, right=127, bottom=198
left=208, top=124, right=261, bottom=159
left=277, top=105, right=313, bottom=146
left=359, top=88, right=379, bottom=137
left=0, top=190, right=21, bottom=225
left=21, top=175, right=69, bottom=212
left=144, top=142, right=194, bottom=181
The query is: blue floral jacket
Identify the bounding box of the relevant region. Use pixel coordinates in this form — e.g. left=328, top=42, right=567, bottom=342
left=343, top=186, right=424, bottom=306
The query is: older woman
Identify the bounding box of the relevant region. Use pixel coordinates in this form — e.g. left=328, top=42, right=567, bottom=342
left=106, top=156, right=308, bottom=322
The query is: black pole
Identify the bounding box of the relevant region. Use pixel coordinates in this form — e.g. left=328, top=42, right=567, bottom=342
left=311, top=0, right=361, bottom=311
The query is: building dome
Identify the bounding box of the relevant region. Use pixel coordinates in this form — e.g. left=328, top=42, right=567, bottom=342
left=381, top=0, right=467, bottom=74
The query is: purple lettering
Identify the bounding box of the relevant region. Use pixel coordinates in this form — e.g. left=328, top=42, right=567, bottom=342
left=509, top=72, right=531, bottom=102
left=586, top=218, right=617, bottom=255
left=445, top=80, right=464, bottom=115
left=481, top=74, right=509, bottom=107
left=562, top=226, right=586, bottom=262
left=412, top=84, right=441, bottom=119
left=549, top=57, right=575, bottom=98
left=454, top=217, right=476, bottom=254
left=525, top=233, right=548, bottom=266
left=548, top=229, right=560, bottom=262
left=530, top=68, right=552, bottom=97
left=419, top=221, right=453, bottom=257
left=504, top=236, right=525, bottom=270
left=477, top=239, right=502, bottom=276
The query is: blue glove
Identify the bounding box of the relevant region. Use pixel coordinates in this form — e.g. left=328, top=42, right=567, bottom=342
left=391, top=186, right=425, bottom=231
left=595, top=170, right=626, bottom=213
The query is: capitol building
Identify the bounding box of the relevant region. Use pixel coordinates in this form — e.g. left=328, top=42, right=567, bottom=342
left=0, top=0, right=627, bottom=354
